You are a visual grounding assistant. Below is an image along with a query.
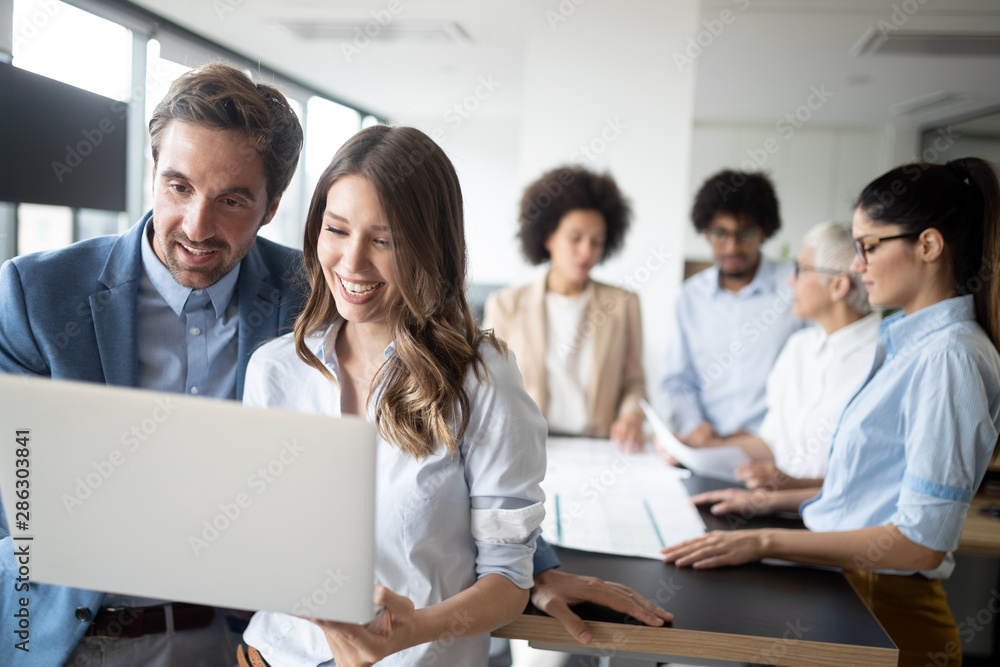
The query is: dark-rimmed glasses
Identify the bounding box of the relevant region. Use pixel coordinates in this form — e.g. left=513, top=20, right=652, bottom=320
left=705, top=227, right=761, bottom=244
left=792, top=261, right=843, bottom=279
left=853, top=232, right=921, bottom=267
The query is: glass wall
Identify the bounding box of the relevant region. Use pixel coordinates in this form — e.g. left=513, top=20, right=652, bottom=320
left=2, top=0, right=369, bottom=263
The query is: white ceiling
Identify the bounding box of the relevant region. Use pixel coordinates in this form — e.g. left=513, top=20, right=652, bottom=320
left=129, top=0, right=1000, bottom=129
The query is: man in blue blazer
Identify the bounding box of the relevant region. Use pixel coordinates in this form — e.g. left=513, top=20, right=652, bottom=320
left=0, top=62, right=306, bottom=667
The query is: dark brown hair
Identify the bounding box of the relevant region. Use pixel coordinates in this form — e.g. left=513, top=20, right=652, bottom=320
left=149, top=62, right=303, bottom=204
left=855, top=157, right=1000, bottom=348
left=517, top=166, right=632, bottom=265
left=294, top=125, right=500, bottom=459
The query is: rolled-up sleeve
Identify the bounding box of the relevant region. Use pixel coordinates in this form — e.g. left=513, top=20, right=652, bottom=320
left=891, top=350, right=999, bottom=552
left=463, top=344, right=547, bottom=589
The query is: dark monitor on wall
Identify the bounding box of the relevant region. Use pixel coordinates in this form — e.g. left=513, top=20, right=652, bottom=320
left=0, top=62, right=127, bottom=212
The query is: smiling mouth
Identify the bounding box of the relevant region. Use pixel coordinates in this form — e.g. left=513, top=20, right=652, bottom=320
left=180, top=243, right=218, bottom=257
left=339, top=276, right=384, bottom=297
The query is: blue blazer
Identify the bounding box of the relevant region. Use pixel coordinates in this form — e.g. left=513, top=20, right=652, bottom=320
left=0, top=212, right=304, bottom=666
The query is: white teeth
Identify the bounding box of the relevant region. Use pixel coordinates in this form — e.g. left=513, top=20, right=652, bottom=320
left=340, top=277, right=382, bottom=296
left=182, top=244, right=214, bottom=256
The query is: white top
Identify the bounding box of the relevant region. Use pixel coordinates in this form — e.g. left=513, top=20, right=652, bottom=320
left=241, top=321, right=546, bottom=667
left=544, top=290, right=593, bottom=435
left=758, top=312, right=881, bottom=478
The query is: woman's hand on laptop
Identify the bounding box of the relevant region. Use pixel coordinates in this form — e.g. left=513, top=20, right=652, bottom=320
left=307, top=585, right=416, bottom=667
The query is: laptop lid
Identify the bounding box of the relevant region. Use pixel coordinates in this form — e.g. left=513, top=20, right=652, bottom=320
left=0, top=374, right=377, bottom=623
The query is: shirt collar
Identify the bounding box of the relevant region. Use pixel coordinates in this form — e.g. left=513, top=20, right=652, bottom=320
left=315, top=317, right=397, bottom=372
left=824, top=311, right=882, bottom=357
left=883, top=294, right=976, bottom=357
left=711, top=256, right=773, bottom=297
left=140, top=218, right=241, bottom=318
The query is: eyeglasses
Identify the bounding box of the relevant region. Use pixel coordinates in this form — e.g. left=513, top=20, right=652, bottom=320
left=793, top=261, right=844, bottom=279
left=704, top=227, right=761, bottom=244
left=852, top=232, right=921, bottom=267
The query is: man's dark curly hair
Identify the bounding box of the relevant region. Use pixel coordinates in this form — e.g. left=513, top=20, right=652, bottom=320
left=691, top=170, right=781, bottom=239
left=517, top=165, right=632, bottom=265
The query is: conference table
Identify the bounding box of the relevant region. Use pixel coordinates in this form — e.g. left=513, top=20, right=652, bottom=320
left=494, top=475, right=899, bottom=667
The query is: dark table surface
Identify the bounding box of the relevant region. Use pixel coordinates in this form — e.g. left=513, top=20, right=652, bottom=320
left=525, top=474, right=895, bottom=652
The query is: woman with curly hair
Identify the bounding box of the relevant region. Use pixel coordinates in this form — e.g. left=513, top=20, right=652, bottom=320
left=484, top=166, right=647, bottom=450
left=238, top=125, right=547, bottom=667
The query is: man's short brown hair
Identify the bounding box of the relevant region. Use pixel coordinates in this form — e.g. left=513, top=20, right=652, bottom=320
left=149, top=62, right=303, bottom=203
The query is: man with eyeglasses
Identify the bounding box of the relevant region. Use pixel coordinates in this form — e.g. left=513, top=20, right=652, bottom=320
left=659, top=169, right=806, bottom=448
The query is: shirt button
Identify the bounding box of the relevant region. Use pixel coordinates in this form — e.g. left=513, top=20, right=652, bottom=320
left=190, top=386, right=199, bottom=395
left=193, top=289, right=203, bottom=296
left=75, top=607, right=92, bottom=622
left=189, top=327, right=202, bottom=336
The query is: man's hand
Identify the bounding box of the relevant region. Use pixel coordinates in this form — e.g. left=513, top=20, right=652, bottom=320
left=680, top=421, right=718, bottom=448
left=530, top=569, right=672, bottom=644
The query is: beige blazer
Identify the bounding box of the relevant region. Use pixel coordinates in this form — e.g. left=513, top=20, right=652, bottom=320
left=483, top=276, right=646, bottom=438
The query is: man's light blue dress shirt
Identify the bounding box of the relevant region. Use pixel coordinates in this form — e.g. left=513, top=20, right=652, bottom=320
left=659, top=258, right=806, bottom=436
left=802, top=295, right=1000, bottom=579
left=137, top=219, right=240, bottom=399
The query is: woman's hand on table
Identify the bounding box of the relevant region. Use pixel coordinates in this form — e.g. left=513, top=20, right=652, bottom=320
left=610, top=411, right=646, bottom=453
left=531, top=569, right=673, bottom=644
left=660, top=530, right=769, bottom=569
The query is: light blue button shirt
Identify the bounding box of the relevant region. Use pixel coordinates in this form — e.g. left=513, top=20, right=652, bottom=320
left=241, top=321, right=547, bottom=667
left=801, top=295, right=1000, bottom=579
left=137, top=219, right=240, bottom=399
left=659, top=258, right=807, bottom=436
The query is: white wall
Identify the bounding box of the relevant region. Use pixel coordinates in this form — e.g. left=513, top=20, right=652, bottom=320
left=685, top=122, right=893, bottom=262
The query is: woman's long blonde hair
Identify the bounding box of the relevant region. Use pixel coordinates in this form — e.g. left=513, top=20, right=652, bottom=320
left=294, top=125, right=501, bottom=458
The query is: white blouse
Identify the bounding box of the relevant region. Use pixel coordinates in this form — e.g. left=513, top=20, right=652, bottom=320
left=544, top=290, right=593, bottom=435
left=241, top=320, right=546, bottom=666
left=758, top=312, right=881, bottom=479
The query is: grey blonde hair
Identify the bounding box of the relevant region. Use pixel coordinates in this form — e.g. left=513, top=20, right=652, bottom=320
left=802, top=221, right=872, bottom=315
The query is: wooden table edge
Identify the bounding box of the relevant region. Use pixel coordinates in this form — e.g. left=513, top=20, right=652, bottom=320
left=493, top=615, right=899, bottom=667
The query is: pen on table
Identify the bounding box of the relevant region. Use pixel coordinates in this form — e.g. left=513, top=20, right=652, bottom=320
left=555, top=494, right=563, bottom=542
left=644, top=499, right=666, bottom=549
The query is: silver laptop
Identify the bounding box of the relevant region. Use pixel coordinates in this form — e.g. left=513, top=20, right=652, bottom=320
left=0, top=374, right=377, bottom=623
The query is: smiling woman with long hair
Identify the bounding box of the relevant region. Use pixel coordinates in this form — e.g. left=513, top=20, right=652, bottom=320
left=237, top=125, right=546, bottom=667
left=662, top=157, right=1000, bottom=667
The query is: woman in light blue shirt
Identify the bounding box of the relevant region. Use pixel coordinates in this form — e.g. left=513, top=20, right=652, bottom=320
left=662, top=157, right=1000, bottom=667
left=238, top=126, right=547, bottom=667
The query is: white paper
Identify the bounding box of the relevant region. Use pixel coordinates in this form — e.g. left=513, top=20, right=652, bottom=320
left=540, top=437, right=706, bottom=560
left=639, top=399, right=751, bottom=482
